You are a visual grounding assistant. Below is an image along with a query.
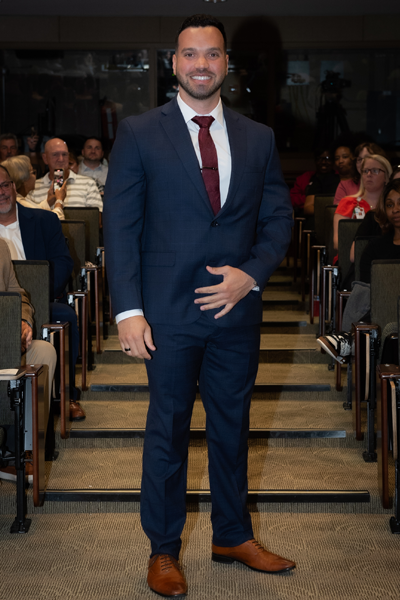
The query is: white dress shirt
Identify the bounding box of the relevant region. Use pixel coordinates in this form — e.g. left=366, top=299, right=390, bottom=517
left=116, top=94, right=232, bottom=324
left=0, top=204, right=26, bottom=260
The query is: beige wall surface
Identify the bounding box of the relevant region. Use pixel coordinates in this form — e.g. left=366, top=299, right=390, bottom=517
left=0, top=14, right=399, bottom=47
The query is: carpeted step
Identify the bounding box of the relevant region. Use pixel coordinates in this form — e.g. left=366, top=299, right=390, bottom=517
left=14, top=443, right=390, bottom=508
left=59, top=399, right=362, bottom=450
left=86, top=363, right=337, bottom=393
left=95, top=333, right=329, bottom=365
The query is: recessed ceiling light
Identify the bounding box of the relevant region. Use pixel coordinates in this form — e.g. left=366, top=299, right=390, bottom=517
left=203, top=0, right=227, bottom=3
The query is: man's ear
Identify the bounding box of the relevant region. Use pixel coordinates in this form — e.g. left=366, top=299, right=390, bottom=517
left=42, top=152, right=48, bottom=166
left=172, top=53, right=177, bottom=76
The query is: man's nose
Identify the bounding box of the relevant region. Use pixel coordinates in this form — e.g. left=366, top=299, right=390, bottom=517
left=195, top=55, right=209, bottom=69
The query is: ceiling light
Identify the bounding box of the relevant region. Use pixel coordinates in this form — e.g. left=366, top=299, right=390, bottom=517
left=203, top=0, right=227, bottom=3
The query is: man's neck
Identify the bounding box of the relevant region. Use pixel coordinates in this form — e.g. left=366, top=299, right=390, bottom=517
left=83, top=159, right=101, bottom=170
left=179, top=90, right=220, bottom=115
left=0, top=207, right=17, bottom=227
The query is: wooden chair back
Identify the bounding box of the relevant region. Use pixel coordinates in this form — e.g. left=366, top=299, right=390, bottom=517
left=338, top=219, right=360, bottom=287
left=63, top=207, right=100, bottom=264
left=61, top=220, right=86, bottom=291
left=12, top=261, right=50, bottom=341
left=314, top=195, right=335, bottom=245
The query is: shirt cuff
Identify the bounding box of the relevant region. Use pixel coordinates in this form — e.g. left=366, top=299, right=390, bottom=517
left=115, top=309, right=144, bottom=324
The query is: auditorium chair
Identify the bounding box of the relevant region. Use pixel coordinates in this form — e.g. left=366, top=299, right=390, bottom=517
left=350, top=261, right=400, bottom=466
left=13, top=261, right=70, bottom=442
left=61, top=220, right=90, bottom=387
left=0, top=292, right=47, bottom=532
left=376, top=295, right=400, bottom=521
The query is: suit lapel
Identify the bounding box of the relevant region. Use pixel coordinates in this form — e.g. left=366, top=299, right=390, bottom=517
left=221, top=106, right=246, bottom=215
left=18, top=204, right=35, bottom=259
left=160, top=99, right=213, bottom=213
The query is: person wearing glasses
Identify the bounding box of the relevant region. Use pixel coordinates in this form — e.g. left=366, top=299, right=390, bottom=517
left=1, top=155, right=67, bottom=220
left=333, top=141, right=387, bottom=206
left=318, top=178, right=400, bottom=364
left=333, top=154, right=392, bottom=251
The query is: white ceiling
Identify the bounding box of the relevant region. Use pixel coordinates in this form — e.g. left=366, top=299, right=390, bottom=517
left=0, top=0, right=399, bottom=17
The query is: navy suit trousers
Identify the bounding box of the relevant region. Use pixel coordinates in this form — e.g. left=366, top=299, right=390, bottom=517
left=140, top=313, right=260, bottom=559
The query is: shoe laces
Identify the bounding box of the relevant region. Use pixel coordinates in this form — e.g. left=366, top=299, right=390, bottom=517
left=250, top=539, right=264, bottom=552
left=160, top=554, right=176, bottom=572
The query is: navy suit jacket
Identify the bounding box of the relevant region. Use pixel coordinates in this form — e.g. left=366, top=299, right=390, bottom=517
left=18, top=203, right=73, bottom=301
left=103, top=98, right=293, bottom=328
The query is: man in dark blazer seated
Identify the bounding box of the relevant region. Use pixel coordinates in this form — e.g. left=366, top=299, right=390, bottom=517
left=0, top=164, right=85, bottom=420
left=104, top=14, right=295, bottom=597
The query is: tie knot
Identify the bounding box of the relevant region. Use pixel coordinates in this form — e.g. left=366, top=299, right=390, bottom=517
left=192, top=116, right=214, bottom=130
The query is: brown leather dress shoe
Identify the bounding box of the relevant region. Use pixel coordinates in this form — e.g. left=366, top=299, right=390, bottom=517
left=69, top=401, right=86, bottom=421
left=147, top=554, right=187, bottom=597
left=212, top=538, right=296, bottom=574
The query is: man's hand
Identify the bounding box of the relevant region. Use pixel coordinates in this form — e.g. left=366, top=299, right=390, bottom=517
left=194, top=266, right=255, bottom=319
left=118, top=315, right=156, bottom=360
left=21, top=321, right=33, bottom=353
left=47, top=180, right=67, bottom=208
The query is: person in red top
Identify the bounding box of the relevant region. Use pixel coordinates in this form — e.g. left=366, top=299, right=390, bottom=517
left=333, top=154, right=392, bottom=251
left=290, top=148, right=333, bottom=215
left=333, top=141, right=387, bottom=205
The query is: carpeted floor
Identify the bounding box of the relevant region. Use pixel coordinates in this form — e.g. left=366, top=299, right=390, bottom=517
left=1, top=511, right=400, bottom=600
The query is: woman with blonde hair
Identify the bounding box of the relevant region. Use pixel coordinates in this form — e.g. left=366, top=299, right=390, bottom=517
left=333, top=154, right=392, bottom=251
left=1, top=154, right=66, bottom=220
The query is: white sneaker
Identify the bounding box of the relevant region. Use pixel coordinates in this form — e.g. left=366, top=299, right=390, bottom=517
left=317, top=332, right=352, bottom=364
left=0, top=464, right=33, bottom=484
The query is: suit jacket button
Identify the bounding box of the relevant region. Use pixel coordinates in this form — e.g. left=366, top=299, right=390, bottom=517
left=211, top=221, right=219, bottom=227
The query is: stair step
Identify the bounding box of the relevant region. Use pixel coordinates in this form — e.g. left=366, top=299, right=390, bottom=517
left=86, top=363, right=335, bottom=393
left=36, top=444, right=381, bottom=506
left=69, top=399, right=353, bottom=432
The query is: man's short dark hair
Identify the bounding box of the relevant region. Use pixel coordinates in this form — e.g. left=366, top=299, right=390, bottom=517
left=175, top=14, right=227, bottom=51
left=83, top=136, right=103, bottom=149
left=0, top=133, right=18, bottom=145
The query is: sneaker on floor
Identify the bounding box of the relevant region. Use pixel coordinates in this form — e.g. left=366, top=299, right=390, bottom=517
left=317, top=332, right=352, bottom=364
left=0, top=463, right=33, bottom=484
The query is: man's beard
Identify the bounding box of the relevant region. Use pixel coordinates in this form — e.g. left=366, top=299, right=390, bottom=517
left=0, top=197, right=13, bottom=214
left=175, top=70, right=225, bottom=101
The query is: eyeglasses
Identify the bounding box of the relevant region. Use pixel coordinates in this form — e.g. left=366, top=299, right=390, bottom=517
left=362, top=168, right=385, bottom=175
left=0, top=181, right=13, bottom=192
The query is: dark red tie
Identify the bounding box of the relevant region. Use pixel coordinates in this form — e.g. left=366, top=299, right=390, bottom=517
left=192, top=116, right=221, bottom=215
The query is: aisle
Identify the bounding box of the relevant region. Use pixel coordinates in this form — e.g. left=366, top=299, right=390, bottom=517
left=1, top=260, right=399, bottom=600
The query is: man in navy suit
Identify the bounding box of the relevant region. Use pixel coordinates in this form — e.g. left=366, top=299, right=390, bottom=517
left=104, top=15, right=294, bottom=597
left=0, top=164, right=85, bottom=420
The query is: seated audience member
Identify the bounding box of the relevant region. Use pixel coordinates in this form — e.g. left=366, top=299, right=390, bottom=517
left=26, top=138, right=103, bottom=217
left=390, top=165, right=400, bottom=182
left=333, top=154, right=392, bottom=251
left=0, top=239, right=57, bottom=483
left=303, top=149, right=339, bottom=216
left=290, top=148, right=333, bottom=216
left=0, top=165, right=85, bottom=421
left=318, top=179, right=400, bottom=363
left=0, top=133, right=18, bottom=161
left=2, top=155, right=66, bottom=220
left=23, top=131, right=48, bottom=179
left=334, top=141, right=387, bottom=205
left=78, top=137, right=108, bottom=195
left=68, top=151, right=80, bottom=175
